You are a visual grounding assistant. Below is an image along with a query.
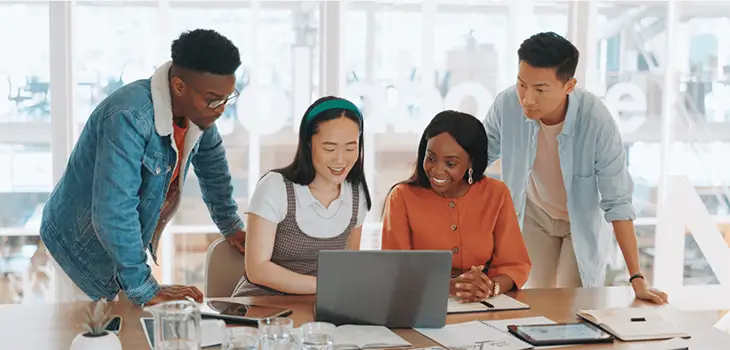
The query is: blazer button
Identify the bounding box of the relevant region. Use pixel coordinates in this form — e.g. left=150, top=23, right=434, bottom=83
left=448, top=201, right=455, bottom=208
left=156, top=167, right=161, bottom=174
left=450, top=224, right=457, bottom=231
left=452, top=247, right=459, bottom=254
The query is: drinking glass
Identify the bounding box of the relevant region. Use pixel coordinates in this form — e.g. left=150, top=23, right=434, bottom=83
left=258, top=317, right=296, bottom=350
left=300, top=322, right=336, bottom=350
left=222, top=327, right=259, bottom=350
left=144, top=300, right=201, bottom=350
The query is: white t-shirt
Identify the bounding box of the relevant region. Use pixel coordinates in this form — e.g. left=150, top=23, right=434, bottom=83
left=246, top=172, right=368, bottom=238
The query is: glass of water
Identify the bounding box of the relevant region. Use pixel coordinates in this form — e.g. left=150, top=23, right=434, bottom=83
left=222, top=327, right=259, bottom=350
left=258, top=317, right=296, bottom=350
left=300, top=322, right=336, bottom=350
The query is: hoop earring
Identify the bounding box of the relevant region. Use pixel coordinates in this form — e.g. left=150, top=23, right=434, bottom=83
left=468, top=168, right=474, bottom=185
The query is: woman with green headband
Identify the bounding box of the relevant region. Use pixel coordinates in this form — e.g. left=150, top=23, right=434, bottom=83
left=232, top=96, right=372, bottom=296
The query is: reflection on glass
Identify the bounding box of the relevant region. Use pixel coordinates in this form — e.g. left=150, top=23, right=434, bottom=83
left=74, top=5, right=157, bottom=128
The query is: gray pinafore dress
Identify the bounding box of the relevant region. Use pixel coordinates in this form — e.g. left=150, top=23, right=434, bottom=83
left=232, top=177, right=359, bottom=296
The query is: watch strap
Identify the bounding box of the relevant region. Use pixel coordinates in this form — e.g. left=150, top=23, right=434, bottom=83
left=629, top=273, right=645, bottom=283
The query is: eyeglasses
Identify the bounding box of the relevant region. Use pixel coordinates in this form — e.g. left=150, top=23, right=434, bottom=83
left=184, top=79, right=240, bottom=110
left=204, top=88, right=239, bottom=109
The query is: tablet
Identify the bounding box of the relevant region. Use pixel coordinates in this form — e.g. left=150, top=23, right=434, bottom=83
left=507, top=322, right=615, bottom=346
left=199, top=300, right=292, bottom=323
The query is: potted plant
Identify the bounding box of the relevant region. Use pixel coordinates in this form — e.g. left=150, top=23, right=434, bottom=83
left=69, top=298, right=122, bottom=350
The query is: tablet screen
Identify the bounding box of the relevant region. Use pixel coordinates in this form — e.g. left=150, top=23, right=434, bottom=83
left=200, top=301, right=290, bottom=320
left=510, top=322, right=613, bottom=345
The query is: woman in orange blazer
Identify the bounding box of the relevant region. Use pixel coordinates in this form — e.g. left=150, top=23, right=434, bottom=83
left=382, top=110, right=531, bottom=302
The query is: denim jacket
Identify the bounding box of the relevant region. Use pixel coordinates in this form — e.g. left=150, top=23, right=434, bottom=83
left=484, top=86, right=636, bottom=287
left=40, top=61, right=244, bottom=304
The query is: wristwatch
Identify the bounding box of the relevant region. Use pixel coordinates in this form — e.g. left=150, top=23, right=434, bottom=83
left=492, top=281, right=500, bottom=296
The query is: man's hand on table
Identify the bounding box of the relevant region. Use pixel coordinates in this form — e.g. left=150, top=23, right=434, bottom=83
left=145, top=285, right=204, bottom=306
left=632, top=277, right=668, bottom=305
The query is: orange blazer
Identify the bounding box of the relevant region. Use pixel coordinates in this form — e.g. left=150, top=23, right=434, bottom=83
left=382, top=177, right=531, bottom=288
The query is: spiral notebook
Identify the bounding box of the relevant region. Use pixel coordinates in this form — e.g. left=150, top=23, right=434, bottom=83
left=414, top=317, right=555, bottom=350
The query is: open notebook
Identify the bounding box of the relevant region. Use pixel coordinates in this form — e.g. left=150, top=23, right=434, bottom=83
left=330, top=325, right=412, bottom=350
left=577, top=308, right=690, bottom=341
left=447, top=295, right=530, bottom=314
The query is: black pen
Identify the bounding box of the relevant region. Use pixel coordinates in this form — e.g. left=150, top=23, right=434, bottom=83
left=482, top=258, right=493, bottom=275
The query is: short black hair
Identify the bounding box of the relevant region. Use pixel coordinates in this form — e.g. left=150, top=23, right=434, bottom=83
left=171, top=29, right=241, bottom=75
left=398, top=110, right=488, bottom=190
left=518, top=32, right=579, bottom=82
left=273, top=96, right=372, bottom=211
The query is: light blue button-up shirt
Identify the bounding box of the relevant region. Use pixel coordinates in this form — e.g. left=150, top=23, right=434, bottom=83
left=484, top=86, right=636, bottom=287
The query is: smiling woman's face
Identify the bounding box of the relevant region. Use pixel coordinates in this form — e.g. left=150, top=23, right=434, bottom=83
left=310, top=116, right=361, bottom=186
left=422, top=132, right=470, bottom=197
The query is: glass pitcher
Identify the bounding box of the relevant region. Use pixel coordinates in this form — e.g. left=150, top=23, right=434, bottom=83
left=144, top=300, right=202, bottom=350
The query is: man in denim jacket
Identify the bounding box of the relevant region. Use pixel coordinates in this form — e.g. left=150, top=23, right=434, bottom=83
left=40, top=29, right=246, bottom=305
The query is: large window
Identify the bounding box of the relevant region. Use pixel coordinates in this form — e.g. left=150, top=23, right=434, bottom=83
left=2, top=0, right=728, bottom=309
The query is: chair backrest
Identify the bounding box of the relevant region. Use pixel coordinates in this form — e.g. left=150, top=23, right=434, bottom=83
left=204, top=237, right=246, bottom=298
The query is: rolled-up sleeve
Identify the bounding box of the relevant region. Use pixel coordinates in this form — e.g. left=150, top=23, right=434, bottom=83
left=489, top=184, right=531, bottom=288
left=192, top=124, right=244, bottom=236
left=594, top=113, right=636, bottom=222
left=484, top=95, right=503, bottom=168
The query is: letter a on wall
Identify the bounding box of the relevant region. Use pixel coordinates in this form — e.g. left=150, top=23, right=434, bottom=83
left=654, top=175, right=730, bottom=310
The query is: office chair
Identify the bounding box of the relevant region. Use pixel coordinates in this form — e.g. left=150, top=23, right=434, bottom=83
left=204, top=237, right=246, bottom=298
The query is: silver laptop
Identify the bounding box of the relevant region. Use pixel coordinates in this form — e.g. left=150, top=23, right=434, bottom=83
left=315, top=250, right=452, bottom=328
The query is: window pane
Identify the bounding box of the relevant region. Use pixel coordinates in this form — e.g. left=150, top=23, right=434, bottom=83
left=73, top=4, right=157, bottom=135
left=0, top=3, right=50, bottom=305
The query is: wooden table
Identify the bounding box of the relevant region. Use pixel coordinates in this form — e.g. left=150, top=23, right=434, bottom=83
left=1, top=287, right=728, bottom=349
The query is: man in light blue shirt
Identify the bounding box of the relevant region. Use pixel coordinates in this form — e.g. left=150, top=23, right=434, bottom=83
left=485, top=32, right=667, bottom=304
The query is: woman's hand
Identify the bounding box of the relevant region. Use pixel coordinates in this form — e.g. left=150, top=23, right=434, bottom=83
left=451, top=266, right=494, bottom=303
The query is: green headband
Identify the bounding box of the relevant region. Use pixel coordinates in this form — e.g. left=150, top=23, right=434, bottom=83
left=305, top=99, right=363, bottom=123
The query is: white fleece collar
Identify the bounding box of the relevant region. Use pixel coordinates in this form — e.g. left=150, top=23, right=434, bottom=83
left=150, top=60, right=174, bottom=136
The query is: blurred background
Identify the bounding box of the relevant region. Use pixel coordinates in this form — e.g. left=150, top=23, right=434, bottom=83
left=0, top=0, right=728, bottom=316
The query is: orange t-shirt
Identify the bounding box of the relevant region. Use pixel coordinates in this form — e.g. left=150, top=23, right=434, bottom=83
left=170, top=123, right=189, bottom=184
left=381, top=177, right=532, bottom=288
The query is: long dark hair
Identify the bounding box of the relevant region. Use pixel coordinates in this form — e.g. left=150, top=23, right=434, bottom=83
left=274, top=96, right=372, bottom=210
left=388, top=110, right=489, bottom=197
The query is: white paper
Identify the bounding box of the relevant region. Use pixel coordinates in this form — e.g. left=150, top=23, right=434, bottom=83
left=630, top=337, right=690, bottom=350
left=415, top=321, right=532, bottom=350
left=334, top=325, right=411, bottom=348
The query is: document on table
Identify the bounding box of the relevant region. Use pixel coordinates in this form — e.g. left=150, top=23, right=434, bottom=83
left=415, top=316, right=559, bottom=350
